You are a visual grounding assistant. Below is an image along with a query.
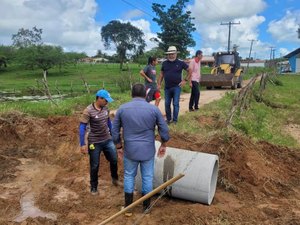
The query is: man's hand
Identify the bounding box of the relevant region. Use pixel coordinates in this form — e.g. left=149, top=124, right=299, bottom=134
left=157, top=144, right=167, bottom=158
left=115, top=143, right=123, bottom=160
left=147, top=77, right=153, bottom=83
left=80, top=145, right=88, bottom=154
left=179, top=80, right=187, bottom=87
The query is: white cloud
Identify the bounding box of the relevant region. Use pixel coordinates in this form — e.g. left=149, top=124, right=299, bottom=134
left=267, top=10, right=300, bottom=43
left=187, top=0, right=269, bottom=59
left=123, top=9, right=144, bottom=20
left=188, top=0, right=266, bottom=24
left=278, top=48, right=290, bottom=57
left=0, top=0, right=102, bottom=56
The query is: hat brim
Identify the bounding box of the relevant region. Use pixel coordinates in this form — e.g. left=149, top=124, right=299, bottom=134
left=165, top=51, right=180, bottom=54
left=105, top=97, right=114, bottom=103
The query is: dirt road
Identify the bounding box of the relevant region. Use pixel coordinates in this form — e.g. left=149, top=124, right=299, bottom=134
left=156, top=89, right=227, bottom=116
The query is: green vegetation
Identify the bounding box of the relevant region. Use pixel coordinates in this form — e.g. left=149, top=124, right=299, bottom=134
left=0, top=63, right=144, bottom=94
left=101, top=20, right=146, bottom=70
left=243, top=67, right=274, bottom=80
left=176, top=74, right=300, bottom=148
left=152, top=0, right=196, bottom=58
left=1, top=61, right=299, bottom=148
left=0, top=92, right=132, bottom=117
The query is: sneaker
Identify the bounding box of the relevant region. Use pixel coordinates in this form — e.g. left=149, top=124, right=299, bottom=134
left=91, top=187, right=98, bottom=195
left=112, top=178, right=122, bottom=186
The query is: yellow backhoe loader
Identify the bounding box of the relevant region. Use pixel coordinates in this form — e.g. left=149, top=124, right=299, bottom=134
left=200, top=51, right=243, bottom=89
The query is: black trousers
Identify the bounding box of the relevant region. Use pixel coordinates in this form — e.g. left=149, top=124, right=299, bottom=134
left=189, top=81, right=200, bottom=110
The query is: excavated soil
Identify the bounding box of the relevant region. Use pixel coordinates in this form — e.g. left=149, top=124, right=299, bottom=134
left=0, top=112, right=299, bottom=225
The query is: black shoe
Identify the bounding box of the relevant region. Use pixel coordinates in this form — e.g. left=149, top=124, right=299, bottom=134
left=165, top=120, right=172, bottom=125
left=112, top=178, right=122, bottom=186
left=189, top=108, right=194, bottom=112
left=91, top=187, right=98, bottom=195
left=142, top=195, right=151, bottom=213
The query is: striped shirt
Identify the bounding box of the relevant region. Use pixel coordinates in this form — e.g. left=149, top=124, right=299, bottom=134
left=79, top=103, right=111, bottom=144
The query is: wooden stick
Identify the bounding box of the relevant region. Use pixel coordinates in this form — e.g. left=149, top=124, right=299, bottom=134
left=99, top=173, right=185, bottom=225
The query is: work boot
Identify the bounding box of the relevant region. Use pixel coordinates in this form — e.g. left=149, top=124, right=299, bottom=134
left=143, top=198, right=151, bottom=213
left=142, top=193, right=151, bottom=213
left=124, top=192, right=133, bottom=217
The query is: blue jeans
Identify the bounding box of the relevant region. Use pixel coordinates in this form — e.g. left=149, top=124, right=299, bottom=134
left=164, top=86, right=181, bottom=122
left=88, top=139, right=118, bottom=188
left=123, top=156, right=154, bottom=194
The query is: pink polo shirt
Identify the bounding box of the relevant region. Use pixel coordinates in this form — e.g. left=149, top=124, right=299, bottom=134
left=189, top=58, right=201, bottom=82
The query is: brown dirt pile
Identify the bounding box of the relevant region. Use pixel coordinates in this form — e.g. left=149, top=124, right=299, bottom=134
left=0, top=112, right=299, bottom=225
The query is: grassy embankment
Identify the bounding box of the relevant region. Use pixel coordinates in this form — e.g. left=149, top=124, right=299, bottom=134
left=177, top=73, right=300, bottom=148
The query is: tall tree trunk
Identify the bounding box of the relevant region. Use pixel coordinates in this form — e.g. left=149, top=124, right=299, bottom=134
left=119, top=57, right=124, bottom=70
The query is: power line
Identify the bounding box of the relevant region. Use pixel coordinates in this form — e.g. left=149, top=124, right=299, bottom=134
left=121, top=0, right=154, bottom=18
left=220, top=21, right=240, bottom=52
left=206, top=0, right=224, bottom=18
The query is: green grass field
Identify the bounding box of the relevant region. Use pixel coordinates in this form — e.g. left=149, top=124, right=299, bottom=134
left=0, top=63, right=262, bottom=94
left=0, top=63, right=146, bottom=94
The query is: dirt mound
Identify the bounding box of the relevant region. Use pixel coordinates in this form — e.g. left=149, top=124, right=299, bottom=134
left=0, top=113, right=299, bottom=225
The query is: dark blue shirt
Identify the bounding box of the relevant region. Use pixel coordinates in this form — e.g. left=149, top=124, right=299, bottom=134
left=112, top=98, right=170, bottom=161
left=161, top=59, right=189, bottom=89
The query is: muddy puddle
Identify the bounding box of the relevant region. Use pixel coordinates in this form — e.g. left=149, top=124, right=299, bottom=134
left=14, top=192, right=57, bottom=222
left=0, top=158, right=60, bottom=222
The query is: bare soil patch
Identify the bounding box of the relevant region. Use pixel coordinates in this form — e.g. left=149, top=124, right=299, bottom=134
left=285, top=124, right=300, bottom=146
left=0, top=112, right=299, bottom=225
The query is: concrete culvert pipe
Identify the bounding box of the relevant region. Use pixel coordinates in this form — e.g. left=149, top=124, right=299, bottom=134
left=136, top=141, right=219, bottom=205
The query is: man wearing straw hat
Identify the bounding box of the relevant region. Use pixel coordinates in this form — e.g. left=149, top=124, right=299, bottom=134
left=157, top=46, right=191, bottom=124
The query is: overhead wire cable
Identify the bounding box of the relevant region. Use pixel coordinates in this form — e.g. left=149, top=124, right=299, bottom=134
left=120, top=0, right=155, bottom=18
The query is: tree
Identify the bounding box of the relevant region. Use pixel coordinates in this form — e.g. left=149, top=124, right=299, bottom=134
left=35, top=45, right=64, bottom=73
left=0, top=45, right=16, bottom=69
left=101, top=20, right=146, bottom=69
left=0, top=56, right=7, bottom=69
left=134, top=47, right=165, bottom=65
left=12, top=26, right=43, bottom=48
left=64, top=52, right=87, bottom=65
left=152, top=0, right=196, bottom=58
left=17, top=45, right=64, bottom=73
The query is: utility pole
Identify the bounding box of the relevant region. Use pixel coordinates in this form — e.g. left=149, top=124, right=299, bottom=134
left=269, top=47, right=275, bottom=60
left=272, top=49, right=276, bottom=60
left=298, top=25, right=300, bottom=39
left=221, top=21, right=240, bottom=52
left=246, top=39, right=257, bottom=70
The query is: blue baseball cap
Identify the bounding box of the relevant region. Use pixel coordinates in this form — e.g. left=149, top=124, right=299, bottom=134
left=96, top=89, right=113, bottom=103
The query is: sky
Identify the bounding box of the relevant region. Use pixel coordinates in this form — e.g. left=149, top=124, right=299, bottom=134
left=0, top=0, right=299, bottom=59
